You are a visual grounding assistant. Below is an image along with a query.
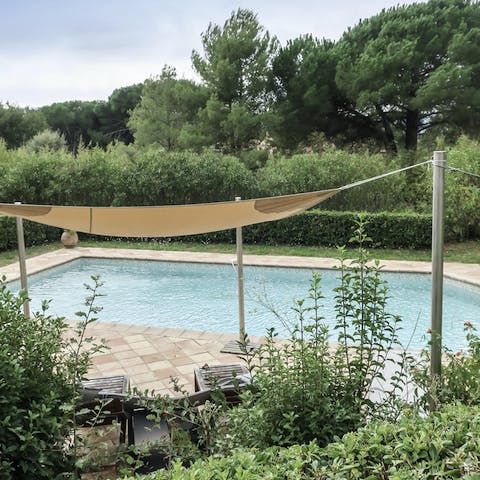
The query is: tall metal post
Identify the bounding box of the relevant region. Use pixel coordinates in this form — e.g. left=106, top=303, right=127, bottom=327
left=15, top=202, right=30, bottom=318
left=430, top=151, right=446, bottom=411
left=235, top=196, right=245, bottom=338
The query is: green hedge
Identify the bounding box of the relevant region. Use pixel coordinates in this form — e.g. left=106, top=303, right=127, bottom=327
left=0, top=217, right=61, bottom=251
left=0, top=210, right=432, bottom=252
left=178, top=210, right=432, bottom=249
left=136, top=404, right=480, bottom=479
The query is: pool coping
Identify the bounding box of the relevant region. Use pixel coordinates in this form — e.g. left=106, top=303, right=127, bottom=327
left=1, top=246, right=480, bottom=287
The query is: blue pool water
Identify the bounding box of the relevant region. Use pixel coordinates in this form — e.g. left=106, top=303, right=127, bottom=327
left=8, top=258, right=480, bottom=350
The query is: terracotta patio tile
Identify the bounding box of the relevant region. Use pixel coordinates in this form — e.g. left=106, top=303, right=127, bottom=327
left=125, top=364, right=150, bottom=376
left=118, top=356, right=145, bottom=368
left=113, top=349, right=139, bottom=360
left=141, top=354, right=164, bottom=363
left=131, top=371, right=156, bottom=384
left=92, top=353, right=117, bottom=365
left=105, top=336, right=128, bottom=346
left=148, top=360, right=172, bottom=371
left=124, top=334, right=147, bottom=343
left=135, top=347, right=158, bottom=356
left=153, top=368, right=179, bottom=381
left=190, top=352, right=215, bottom=363
left=170, top=356, right=196, bottom=367
left=109, top=343, right=132, bottom=353
left=176, top=363, right=199, bottom=375
left=129, top=340, right=152, bottom=351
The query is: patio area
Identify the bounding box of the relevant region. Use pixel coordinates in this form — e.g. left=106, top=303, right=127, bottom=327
left=73, top=319, right=258, bottom=396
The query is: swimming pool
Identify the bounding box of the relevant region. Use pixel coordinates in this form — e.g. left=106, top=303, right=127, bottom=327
left=8, top=258, right=480, bottom=350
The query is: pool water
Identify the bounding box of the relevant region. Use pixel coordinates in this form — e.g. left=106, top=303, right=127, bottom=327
left=8, top=258, right=480, bottom=351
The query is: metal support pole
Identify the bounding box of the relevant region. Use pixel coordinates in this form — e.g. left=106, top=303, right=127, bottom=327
left=430, top=151, right=446, bottom=411
left=235, top=197, right=245, bottom=339
left=15, top=202, right=30, bottom=318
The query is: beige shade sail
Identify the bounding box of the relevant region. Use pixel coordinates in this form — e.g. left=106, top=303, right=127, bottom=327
left=0, top=189, right=338, bottom=237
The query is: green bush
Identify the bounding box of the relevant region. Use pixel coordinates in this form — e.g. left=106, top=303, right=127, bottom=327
left=412, top=322, right=480, bottom=411
left=1, top=137, right=478, bottom=245
left=0, top=286, right=73, bottom=478
left=0, top=277, right=106, bottom=479
left=0, top=217, right=61, bottom=251
left=220, top=221, right=407, bottom=451
left=257, top=149, right=408, bottom=212
left=135, top=404, right=480, bottom=479
left=115, top=146, right=258, bottom=206
left=180, top=210, right=432, bottom=249
left=444, top=136, right=480, bottom=240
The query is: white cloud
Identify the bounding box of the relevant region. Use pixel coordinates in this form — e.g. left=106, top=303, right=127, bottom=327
left=1, top=0, right=425, bottom=107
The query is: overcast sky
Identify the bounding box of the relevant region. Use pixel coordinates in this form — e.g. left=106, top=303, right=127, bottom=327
left=1, top=0, right=425, bottom=108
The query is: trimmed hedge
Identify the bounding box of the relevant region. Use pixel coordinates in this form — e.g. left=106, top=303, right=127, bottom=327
left=178, top=210, right=432, bottom=249
left=0, top=217, right=61, bottom=251
left=135, top=404, right=480, bottom=479
left=0, top=210, right=432, bottom=252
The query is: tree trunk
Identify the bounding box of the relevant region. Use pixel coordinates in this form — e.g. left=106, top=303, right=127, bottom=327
left=375, top=105, right=397, bottom=154
left=405, top=109, right=419, bottom=151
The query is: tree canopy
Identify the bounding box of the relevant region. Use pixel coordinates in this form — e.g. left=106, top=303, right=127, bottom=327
left=3, top=1, right=480, bottom=154
left=335, top=0, right=480, bottom=152
left=128, top=67, right=208, bottom=150
left=190, top=8, right=279, bottom=151
left=0, top=103, right=46, bottom=149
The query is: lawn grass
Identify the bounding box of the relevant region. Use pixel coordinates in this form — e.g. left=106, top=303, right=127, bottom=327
left=1, top=239, right=479, bottom=268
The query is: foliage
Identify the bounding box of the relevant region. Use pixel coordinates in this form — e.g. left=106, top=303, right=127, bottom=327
left=221, top=220, right=408, bottom=450
left=40, top=100, right=102, bottom=154
left=115, top=146, right=257, bottom=206
left=444, top=136, right=480, bottom=240
left=335, top=0, right=480, bottom=152
left=0, top=276, right=106, bottom=479
left=0, top=103, right=47, bottom=149
left=128, top=67, right=208, bottom=150
left=40, top=84, right=143, bottom=152
left=256, top=149, right=408, bottom=211
left=93, top=83, right=143, bottom=146
left=412, top=322, right=480, bottom=412
left=0, top=285, right=73, bottom=478
left=191, top=8, right=279, bottom=151
left=270, top=36, right=380, bottom=151
left=24, top=129, right=67, bottom=153
left=128, top=404, right=480, bottom=479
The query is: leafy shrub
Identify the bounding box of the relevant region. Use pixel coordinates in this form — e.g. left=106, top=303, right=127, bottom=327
left=180, top=209, right=432, bottom=248
left=220, top=221, right=408, bottom=450
left=316, top=404, right=480, bottom=479
left=257, top=149, right=408, bottom=212
left=444, top=135, right=480, bottom=240
left=0, top=287, right=73, bottom=478
left=24, top=129, right=67, bottom=153
left=0, top=216, right=61, bottom=251
left=0, top=277, right=105, bottom=479
left=132, top=404, right=480, bottom=479
left=115, top=146, right=257, bottom=206
left=1, top=137, right=478, bottom=245
left=412, top=322, right=480, bottom=411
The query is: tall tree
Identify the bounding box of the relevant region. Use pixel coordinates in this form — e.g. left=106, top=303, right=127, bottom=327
left=0, top=103, right=47, bottom=149
left=94, top=83, right=143, bottom=146
left=41, top=100, right=101, bottom=153
left=335, top=0, right=480, bottom=153
left=128, top=66, right=208, bottom=149
left=270, top=36, right=381, bottom=150
left=191, top=8, right=278, bottom=151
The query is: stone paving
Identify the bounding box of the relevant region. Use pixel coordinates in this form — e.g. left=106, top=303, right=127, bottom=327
left=2, top=246, right=480, bottom=395
left=72, top=320, right=257, bottom=396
